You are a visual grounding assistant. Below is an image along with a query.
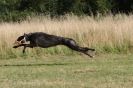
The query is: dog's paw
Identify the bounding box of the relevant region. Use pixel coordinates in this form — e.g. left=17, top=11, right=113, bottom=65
left=87, top=50, right=96, bottom=58
left=13, top=46, right=18, bottom=48
left=90, top=55, right=95, bottom=58
left=91, top=49, right=95, bottom=51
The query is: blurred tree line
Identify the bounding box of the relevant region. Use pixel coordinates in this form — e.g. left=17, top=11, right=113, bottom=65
left=0, top=0, right=133, bottom=22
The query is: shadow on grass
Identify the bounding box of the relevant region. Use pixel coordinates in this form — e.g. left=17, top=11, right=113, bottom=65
left=0, top=63, right=73, bottom=67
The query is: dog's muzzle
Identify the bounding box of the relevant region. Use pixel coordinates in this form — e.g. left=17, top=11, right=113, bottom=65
left=13, top=40, right=30, bottom=46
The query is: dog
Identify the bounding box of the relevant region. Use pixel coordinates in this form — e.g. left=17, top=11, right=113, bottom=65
left=13, top=32, right=95, bottom=57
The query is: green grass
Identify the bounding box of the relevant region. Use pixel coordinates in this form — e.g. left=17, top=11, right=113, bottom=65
left=0, top=54, right=133, bottom=88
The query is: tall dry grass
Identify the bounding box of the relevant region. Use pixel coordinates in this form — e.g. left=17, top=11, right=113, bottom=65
left=0, top=14, right=133, bottom=59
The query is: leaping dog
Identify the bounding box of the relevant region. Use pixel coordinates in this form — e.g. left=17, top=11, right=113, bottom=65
left=13, top=32, right=95, bottom=57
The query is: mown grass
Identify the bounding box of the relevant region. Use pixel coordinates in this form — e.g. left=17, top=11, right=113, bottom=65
left=0, top=54, right=133, bottom=88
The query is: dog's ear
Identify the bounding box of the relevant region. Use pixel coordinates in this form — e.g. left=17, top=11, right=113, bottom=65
left=24, top=33, right=28, bottom=38
left=24, top=33, right=27, bottom=36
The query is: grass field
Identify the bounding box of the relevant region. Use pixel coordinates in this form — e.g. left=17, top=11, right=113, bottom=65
left=0, top=54, right=133, bottom=88
left=0, top=14, right=133, bottom=59
left=0, top=15, right=133, bottom=88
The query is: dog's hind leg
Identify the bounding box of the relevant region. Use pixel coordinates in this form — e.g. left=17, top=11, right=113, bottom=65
left=62, top=38, right=95, bottom=57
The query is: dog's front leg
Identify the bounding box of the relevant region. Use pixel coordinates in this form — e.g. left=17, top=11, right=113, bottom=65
left=13, top=44, right=25, bottom=48
left=22, top=44, right=34, bottom=53
left=23, top=46, right=26, bottom=53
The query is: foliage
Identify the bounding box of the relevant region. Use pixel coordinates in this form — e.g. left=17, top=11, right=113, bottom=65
left=0, top=0, right=133, bottom=21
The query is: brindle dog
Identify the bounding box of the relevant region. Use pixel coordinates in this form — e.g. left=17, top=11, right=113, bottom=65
left=13, top=32, right=95, bottom=57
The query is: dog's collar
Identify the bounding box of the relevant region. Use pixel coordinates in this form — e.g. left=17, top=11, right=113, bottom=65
left=24, top=33, right=31, bottom=41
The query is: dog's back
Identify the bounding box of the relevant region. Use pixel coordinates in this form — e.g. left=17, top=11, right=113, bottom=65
left=27, top=32, right=64, bottom=47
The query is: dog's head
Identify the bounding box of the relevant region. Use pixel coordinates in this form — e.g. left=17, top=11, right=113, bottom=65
left=14, top=33, right=29, bottom=46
